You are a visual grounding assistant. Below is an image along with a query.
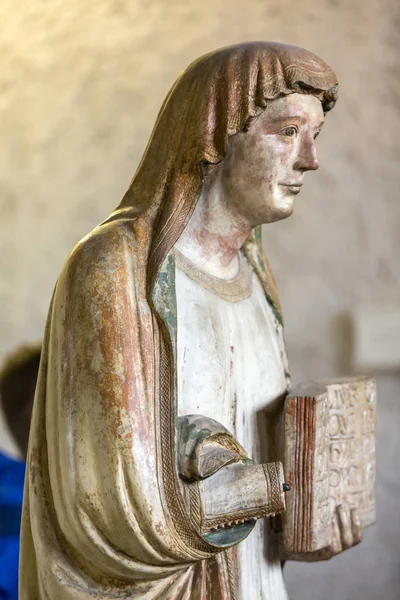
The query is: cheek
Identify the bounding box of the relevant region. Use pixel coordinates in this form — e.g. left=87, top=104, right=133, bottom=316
left=223, top=138, right=258, bottom=193
left=223, top=134, right=295, bottom=197
left=262, top=139, right=297, bottom=186
left=259, top=145, right=278, bottom=187
left=233, top=136, right=277, bottom=191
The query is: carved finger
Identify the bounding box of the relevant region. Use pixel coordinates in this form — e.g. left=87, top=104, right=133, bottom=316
left=330, top=510, right=343, bottom=555
left=313, top=514, right=342, bottom=560
left=350, top=508, right=363, bottom=545
left=337, top=505, right=354, bottom=550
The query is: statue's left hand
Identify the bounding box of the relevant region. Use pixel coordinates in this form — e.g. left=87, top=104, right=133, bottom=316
left=327, top=505, right=363, bottom=556
left=281, top=505, right=364, bottom=562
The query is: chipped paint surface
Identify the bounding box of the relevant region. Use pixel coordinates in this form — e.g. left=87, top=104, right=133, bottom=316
left=20, top=42, right=337, bottom=599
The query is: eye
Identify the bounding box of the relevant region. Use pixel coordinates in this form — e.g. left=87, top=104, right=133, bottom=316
left=314, top=130, right=321, bottom=140
left=281, top=126, right=298, bottom=137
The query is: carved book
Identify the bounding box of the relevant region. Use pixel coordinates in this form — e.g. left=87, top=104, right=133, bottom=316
left=283, top=376, right=376, bottom=557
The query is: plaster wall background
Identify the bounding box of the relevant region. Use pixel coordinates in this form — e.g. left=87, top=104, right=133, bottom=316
left=0, top=1, right=399, bottom=598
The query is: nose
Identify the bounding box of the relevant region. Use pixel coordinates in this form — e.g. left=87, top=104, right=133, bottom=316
left=294, top=137, right=319, bottom=172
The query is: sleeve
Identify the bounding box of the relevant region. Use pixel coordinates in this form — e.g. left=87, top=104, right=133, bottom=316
left=177, top=415, right=286, bottom=545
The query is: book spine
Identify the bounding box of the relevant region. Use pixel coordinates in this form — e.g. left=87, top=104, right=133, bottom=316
left=283, top=393, right=330, bottom=553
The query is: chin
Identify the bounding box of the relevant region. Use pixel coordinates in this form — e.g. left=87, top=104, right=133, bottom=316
left=267, top=199, right=294, bottom=223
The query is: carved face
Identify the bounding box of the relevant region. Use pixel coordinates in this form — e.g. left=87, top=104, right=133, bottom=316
left=216, top=93, right=325, bottom=225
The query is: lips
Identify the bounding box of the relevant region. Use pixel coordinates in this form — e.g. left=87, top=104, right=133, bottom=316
left=280, top=183, right=303, bottom=194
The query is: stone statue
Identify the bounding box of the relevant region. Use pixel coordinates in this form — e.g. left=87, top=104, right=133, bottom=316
left=20, top=42, right=370, bottom=599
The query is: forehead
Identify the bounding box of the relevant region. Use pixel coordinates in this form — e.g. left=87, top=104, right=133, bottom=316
left=260, top=93, right=324, bottom=126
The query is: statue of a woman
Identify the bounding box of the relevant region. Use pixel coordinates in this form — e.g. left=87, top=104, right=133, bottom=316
left=20, top=42, right=357, bottom=599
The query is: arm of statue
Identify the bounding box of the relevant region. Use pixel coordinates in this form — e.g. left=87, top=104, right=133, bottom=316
left=177, top=415, right=286, bottom=544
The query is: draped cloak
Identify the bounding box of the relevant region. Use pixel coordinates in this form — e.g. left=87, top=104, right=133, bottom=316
left=19, top=42, right=338, bottom=600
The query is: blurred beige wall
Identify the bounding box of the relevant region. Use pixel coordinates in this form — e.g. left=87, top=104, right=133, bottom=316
left=1, top=1, right=399, bottom=598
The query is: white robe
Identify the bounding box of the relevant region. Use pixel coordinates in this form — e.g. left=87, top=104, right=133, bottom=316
left=176, top=253, right=289, bottom=600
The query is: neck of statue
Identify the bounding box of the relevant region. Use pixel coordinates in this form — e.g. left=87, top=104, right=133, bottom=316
left=174, top=175, right=252, bottom=280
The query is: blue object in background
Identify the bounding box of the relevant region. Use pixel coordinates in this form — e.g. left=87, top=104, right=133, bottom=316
left=0, top=451, right=26, bottom=600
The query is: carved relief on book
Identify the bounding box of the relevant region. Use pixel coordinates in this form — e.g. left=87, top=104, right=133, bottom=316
left=282, top=376, right=376, bottom=560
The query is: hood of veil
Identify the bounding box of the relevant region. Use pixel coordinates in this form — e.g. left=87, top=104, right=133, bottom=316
left=103, top=42, right=338, bottom=320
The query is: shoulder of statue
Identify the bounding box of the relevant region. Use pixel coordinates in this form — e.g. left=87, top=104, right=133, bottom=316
left=55, top=219, right=150, bottom=306
left=65, top=219, right=146, bottom=274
